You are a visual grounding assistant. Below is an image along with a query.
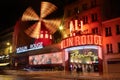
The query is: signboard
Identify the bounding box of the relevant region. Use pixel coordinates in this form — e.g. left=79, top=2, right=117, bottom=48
left=69, top=20, right=83, bottom=33
left=69, top=48, right=98, bottom=64
left=16, top=42, right=43, bottom=53
left=61, top=34, right=102, bottom=49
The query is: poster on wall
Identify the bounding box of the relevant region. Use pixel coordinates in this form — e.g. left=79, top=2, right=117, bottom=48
left=29, top=52, right=63, bottom=65
left=68, top=46, right=98, bottom=64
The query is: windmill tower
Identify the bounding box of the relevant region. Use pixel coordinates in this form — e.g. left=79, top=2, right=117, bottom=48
left=21, top=1, right=61, bottom=46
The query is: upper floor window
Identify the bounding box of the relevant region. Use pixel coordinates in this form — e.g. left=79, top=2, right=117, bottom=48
left=91, top=0, right=97, bottom=8
left=67, top=10, right=71, bottom=17
left=91, top=13, right=98, bottom=22
left=118, top=42, right=120, bottom=53
left=116, top=25, right=120, bottom=35
left=105, top=27, right=112, bottom=36
left=92, top=27, right=98, bottom=34
left=82, top=3, right=88, bottom=10
left=82, top=16, right=88, bottom=24
left=106, top=44, right=113, bottom=53
left=74, top=7, right=79, bottom=14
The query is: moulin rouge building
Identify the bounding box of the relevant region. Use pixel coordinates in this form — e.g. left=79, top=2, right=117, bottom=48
left=12, top=0, right=120, bottom=74
left=63, top=0, right=120, bottom=73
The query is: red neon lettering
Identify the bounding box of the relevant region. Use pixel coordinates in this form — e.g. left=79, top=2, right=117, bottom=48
left=75, top=20, right=78, bottom=30
left=80, top=20, right=83, bottom=31
left=61, top=35, right=102, bottom=49
left=74, top=36, right=81, bottom=46
left=87, top=35, right=93, bottom=44
left=68, top=37, right=74, bottom=47
left=81, top=35, right=86, bottom=45
left=69, top=21, right=74, bottom=33
left=67, top=38, right=70, bottom=48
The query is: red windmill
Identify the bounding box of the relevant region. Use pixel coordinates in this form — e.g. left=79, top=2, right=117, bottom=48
left=21, top=1, right=61, bottom=46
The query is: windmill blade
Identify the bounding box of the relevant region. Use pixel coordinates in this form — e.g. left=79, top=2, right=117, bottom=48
left=25, top=21, right=41, bottom=39
left=40, top=2, right=57, bottom=18
left=43, top=18, right=62, bottom=34
left=22, top=7, right=40, bottom=21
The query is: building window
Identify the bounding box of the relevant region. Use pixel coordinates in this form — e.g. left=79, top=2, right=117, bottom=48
left=82, top=3, right=88, bottom=10
left=40, top=34, right=43, bottom=38
left=106, top=44, right=113, bottom=53
left=105, top=27, right=112, bottom=36
left=50, top=35, right=52, bottom=39
left=92, top=27, right=98, bottom=34
left=74, top=7, right=79, bottom=14
left=82, top=16, right=88, bottom=24
left=45, top=34, right=48, bottom=38
left=91, top=13, right=98, bottom=22
left=67, top=10, right=71, bottom=17
left=91, top=0, right=96, bottom=8
left=116, top=25, right=120, bottom=35
left=118, top=42, right=120, bottom=53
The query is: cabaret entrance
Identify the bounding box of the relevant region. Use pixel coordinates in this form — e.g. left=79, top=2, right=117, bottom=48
left=65, top=45, right=102, bottom=73
left=61, top=34, right=103, bottom=73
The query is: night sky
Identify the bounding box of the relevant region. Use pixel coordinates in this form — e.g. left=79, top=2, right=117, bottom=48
left=0, top=0, right=120, bottom=32
left=0, top=0, right=76, bottom=32
left=0, top=0, right=29, bottom=31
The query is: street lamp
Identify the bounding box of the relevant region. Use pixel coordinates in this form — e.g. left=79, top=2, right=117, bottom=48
left=59, top=25, right=64, bottom=30
left=6, top=42, right=12, bottom=54
left=6, top=42, right=10, bottom=46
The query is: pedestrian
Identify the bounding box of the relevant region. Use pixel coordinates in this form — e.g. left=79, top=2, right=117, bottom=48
left=87, top=66, right=91, bottom=72
left=79, top=65, right=83, bottom=72
left=76, top=66, right=81, bottom=74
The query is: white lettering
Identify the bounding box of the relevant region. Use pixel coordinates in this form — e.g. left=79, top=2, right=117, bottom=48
left=16, top=42, right=43, bottom=53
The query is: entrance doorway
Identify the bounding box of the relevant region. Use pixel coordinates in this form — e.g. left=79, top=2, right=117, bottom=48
left=68, top=46, right=99, bottom=73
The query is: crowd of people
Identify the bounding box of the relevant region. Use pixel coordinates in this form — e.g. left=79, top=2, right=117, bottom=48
left=69, top=64, right=97, bottom=74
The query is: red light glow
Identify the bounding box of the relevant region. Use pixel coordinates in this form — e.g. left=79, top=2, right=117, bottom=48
left=61, top=35, right=102, bottom=49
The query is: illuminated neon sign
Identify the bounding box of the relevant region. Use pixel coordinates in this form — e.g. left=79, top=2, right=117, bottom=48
left=69, top=19, right=83, bottom=36
left=69, top=20, right=83, bottom=32
left=16, top=42, right=43, bottom=53
left=61, top=35, right=102, bottom=49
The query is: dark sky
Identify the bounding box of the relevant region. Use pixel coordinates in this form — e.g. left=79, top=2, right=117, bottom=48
left=0, top=0, right=30, bottom=31
left=0, top=0, right=120, bottom=32
left=0, top=0, right=76, bottom=31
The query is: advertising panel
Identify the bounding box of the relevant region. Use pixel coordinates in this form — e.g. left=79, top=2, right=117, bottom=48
left=65, top=46, right=99, bottom=64
left=29, top=52, right=63, bottom=65
left=69, top=48, right=98, bottom=64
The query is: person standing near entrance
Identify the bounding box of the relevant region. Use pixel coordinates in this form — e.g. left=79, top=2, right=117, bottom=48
left=79, top=65, right=83, bottom=72
left=76, top=65, right=83, bottom=75
left=87, top=65, right=91, bottom=72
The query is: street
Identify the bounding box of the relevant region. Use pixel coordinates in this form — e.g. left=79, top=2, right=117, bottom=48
left=0, top=70, right=120, bottom=80
left=0, top=75, right=72, bottom=80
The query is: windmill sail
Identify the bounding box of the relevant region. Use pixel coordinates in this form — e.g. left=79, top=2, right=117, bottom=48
left=21, top=1, right=61, bottom=39
left=43, top=19, right=61, bottom=34
left=40, top=2, right=57, bottom=18
left=22, top=7, right=39, bottom=21
left=25, top=22, right=41, bottom=39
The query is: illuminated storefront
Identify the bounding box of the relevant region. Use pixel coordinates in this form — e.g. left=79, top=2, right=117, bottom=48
left=59, top=16, right=103, bottom=73
left=13, top=17, right=103, bottom=73
left=60, top=34, right=103, bottom=73
left=12, top=1, right=103, bottom=73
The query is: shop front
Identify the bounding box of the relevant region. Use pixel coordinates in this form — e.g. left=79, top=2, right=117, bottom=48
left=61, top=34, right=103, bottom=73
left=13, top=43, right=63, bottom=71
